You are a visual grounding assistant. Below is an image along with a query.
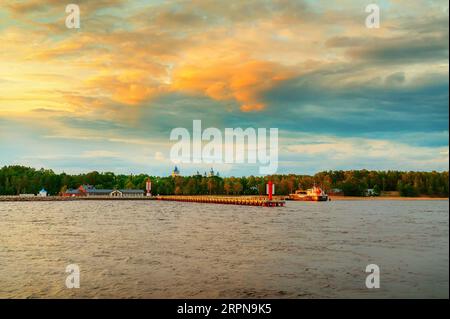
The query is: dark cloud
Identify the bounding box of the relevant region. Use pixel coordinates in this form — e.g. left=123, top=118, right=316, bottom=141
left=325, top=9, right=449, bottom=65
left=393, top=14, right=449, bottom=35
left=350, top=35, right=449, bottom=63
left=326, top=33, right=449, bottom=65
left=385, top=72, right=406, bottom=86
left=259, top=72, right=448, bottom=143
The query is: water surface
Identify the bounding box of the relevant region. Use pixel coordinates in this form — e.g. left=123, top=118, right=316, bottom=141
left=0, top=200, right=448, bottom=298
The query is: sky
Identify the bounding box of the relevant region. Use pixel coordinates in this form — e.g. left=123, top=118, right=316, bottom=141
left=0, top=0, right=448, bottom=176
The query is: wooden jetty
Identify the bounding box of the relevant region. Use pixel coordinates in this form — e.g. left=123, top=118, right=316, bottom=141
left=156, top=195, right=285, bottom=207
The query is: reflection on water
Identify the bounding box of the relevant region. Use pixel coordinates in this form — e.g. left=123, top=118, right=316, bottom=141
left=0, top=200, right=448, bottom=298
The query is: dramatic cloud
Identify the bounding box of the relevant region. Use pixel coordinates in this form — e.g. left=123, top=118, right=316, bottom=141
left=0, top=0, right=448, bottom=175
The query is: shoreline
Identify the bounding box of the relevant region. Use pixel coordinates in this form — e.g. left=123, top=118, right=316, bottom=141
left=0, top=196, right=157, bottom=202
left=0, top=195, right=448, bottom=202
left=329, top=195, right=448, bottom=201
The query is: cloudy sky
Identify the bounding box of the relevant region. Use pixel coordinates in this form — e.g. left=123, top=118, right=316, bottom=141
left=0, top=0, right=448, bottom=176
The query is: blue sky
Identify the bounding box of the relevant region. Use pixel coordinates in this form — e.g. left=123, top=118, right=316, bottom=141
left=0, top=0, right=448, bottom=176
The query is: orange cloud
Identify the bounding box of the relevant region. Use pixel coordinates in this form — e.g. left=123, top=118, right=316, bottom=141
left=87, top=72, right=163, bottom=105
left=172, top=58, right=293, bottom=111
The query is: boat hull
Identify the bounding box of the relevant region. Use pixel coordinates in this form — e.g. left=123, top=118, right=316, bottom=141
left=288, top=195, right=329, bottom=201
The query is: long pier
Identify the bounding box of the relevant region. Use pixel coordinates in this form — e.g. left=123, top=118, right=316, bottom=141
left=0, top=195, right=285, bottom=206
left=156, top=195, right=285, bottom=207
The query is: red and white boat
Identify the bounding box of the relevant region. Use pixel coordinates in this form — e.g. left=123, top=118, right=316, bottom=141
left=289, top=185, right=329, bottom=201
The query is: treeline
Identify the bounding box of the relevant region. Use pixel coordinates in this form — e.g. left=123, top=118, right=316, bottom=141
left=0, top=165, right=448, bottom=197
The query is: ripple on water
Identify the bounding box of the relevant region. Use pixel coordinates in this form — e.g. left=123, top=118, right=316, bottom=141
left=0, top=200, right=448, bottom=298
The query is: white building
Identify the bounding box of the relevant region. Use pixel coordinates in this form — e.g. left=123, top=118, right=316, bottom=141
left=38, top=188, right=48, bottom=197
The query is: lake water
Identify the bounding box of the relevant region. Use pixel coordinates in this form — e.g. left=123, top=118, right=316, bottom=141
left=0, top=200, right=448, bottom=298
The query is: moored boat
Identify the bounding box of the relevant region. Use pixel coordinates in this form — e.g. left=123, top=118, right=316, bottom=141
left=289, top=186, right=329, bottom=201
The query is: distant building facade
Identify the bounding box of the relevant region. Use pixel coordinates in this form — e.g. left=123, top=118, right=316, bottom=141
left=38, top=188, right=48, bottom=197
left=328, top=188, right=344, bottom=196
left=365, top=188, right=379, bottom=196
left=63, top=185, right=144, bottom=197
left=207, top=168, right=219, bottom=177
left=172, top=166, right=180, bottom=177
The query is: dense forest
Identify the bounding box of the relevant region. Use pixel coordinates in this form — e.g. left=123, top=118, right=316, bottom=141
left=0, top=165, right=448, bottom=197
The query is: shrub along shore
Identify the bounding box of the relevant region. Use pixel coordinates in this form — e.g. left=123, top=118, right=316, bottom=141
left=0, top=165, right=448, bottom=198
